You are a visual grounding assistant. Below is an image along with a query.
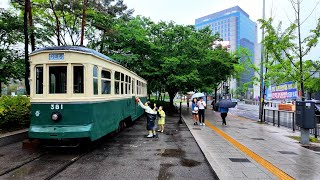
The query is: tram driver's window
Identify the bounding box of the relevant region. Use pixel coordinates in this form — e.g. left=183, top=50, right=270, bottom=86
left=101, top=70, right=111, bottom=94
left=73, top=66, right=84, bottom=93
left=49, top=66, right=67, bottom=94
left=36, top=67, right=43, bottom=94
left=93, top=66, right=98, bottom=95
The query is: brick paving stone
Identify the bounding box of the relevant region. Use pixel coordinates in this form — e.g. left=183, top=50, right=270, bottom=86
left=181, top=105, right=320, bottom=180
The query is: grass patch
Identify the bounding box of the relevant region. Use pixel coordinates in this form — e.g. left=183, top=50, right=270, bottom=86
left=256, top=121, right=268, bottom=124
left=289, top=136, right=320, bottom=143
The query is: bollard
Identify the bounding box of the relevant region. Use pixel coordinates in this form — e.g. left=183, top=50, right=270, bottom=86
left=292, top=113, right=295, bottom=132
left=315, top=116, right=318, bottom=138
left=178, top=101, right=183, bottom=124
left=273, top=110, right=275, bottom=126
left=278, top=111, right=280, bottom=127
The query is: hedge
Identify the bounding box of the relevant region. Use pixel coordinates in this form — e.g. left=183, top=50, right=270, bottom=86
left=0, top=96, right=30, bottom=131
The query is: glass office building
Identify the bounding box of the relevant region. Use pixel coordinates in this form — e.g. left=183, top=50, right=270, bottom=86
left=195, top=6, right=257, bottom=89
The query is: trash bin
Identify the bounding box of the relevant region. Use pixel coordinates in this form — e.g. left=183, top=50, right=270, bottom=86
left=296, top=101, right=316, bottom=129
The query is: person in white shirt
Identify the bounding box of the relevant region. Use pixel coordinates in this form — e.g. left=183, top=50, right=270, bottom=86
left=197, top=97, right=206, bottom=126
left=136, top=97, right=158, bottom=138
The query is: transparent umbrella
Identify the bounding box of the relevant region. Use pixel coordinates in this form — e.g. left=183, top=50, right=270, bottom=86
left=191, top=93, right=205, bottom=99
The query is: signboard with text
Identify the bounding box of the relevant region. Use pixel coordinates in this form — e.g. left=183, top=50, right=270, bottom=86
left=271, top=82, right=298, bottom=99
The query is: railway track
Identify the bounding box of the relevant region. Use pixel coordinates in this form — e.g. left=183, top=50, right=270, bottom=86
left=0, top=123, right=127, bottom=179
left=0, top=148, right=91, bottom=179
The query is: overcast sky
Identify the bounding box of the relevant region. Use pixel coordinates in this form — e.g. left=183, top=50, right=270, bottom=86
left=1, top=0, right=319, bottom=60
left=124, top=0, right=320, bottom=60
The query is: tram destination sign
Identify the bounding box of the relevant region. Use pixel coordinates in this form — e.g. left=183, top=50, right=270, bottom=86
left=49, top=53, right=64, bottom=60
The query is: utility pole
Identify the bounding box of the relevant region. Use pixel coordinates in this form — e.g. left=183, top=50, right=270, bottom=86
left=259, top=0, right=266, bottom=122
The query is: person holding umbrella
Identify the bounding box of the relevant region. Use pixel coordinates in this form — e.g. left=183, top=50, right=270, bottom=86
left=197, top=97, right=206, bottom=126
left=217, top=98, right=235, bottom=126
left=219, top=106, right=229, bottom=126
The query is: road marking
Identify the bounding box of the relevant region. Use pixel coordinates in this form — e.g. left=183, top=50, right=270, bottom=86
left=206, top=121, right=294, bottom=180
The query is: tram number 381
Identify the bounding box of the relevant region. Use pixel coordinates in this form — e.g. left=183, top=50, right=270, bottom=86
left=51, top=104, right=64, bottom=110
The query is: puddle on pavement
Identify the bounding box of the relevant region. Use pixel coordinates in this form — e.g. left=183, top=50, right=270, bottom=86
left=302, top=145, right=320, bottom=152
left=180, top=158, right=201, bottom=167
left=161, top=149, right=185, bottom=158
left=165, top=130, right=179, bottom=135
left=158, top=163, right=174, bottom=180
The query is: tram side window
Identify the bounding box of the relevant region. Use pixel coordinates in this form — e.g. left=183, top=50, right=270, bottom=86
left=125, top=75, right=128, bottom=94
left=101, top=70, right=111, bottom=94
left=73, top=66, right=84, bottom=93
left=142, top=83, right=145, bottom=94
left=121, top=73, right=124, bottom=94
left=115, top=71, right=120, bottom=94
left=136, top=81, right=139, bottom=95
left=128, top=77, right=131, bottom=94
left=36, top=67, right=43, bottom=94
left=132, top=79, right=135, bottom=94
left=49, top=66, right=67, bottom=94
left=93, top=66, right=98, bottom=95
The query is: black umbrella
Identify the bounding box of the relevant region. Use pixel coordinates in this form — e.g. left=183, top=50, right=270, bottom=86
left=218, top=99, right=236, bottom=108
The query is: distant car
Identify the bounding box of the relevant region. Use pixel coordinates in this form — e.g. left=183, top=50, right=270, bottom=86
left=231, top=99, right=238, bottom=106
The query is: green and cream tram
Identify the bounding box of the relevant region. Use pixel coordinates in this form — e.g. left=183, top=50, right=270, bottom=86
left=28, top=46, right=147, bottom=141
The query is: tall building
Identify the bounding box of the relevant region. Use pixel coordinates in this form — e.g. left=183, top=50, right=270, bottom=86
left=195, top=6, right=257, bottom=97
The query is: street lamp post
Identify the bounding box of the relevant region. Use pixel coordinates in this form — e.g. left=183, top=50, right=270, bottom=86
left=259, top=0, right=266, bottom=122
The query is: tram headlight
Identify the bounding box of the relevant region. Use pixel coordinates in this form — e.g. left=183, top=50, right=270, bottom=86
left=51, top=112, right=62, bottom=122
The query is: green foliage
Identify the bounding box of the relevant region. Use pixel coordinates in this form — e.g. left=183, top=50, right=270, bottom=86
left=259, top=15, right=320, bottom=95
left=0, top=96, right=30, bottom=130
left=305, top=77, right=320, bottom=93
left=0, top=9, right=25, bottom=92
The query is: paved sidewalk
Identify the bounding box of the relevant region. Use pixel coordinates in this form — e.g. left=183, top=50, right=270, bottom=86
left=182, top=107, right=320, bottom=180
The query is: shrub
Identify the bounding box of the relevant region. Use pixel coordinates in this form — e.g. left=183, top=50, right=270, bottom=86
left=0, top=95, right=30, bottom=130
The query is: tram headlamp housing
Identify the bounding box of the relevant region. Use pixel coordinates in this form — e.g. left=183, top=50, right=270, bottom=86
left=51, top=112, right=62, bottom=122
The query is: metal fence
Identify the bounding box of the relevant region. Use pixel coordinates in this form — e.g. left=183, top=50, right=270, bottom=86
left=263, top=108, right=320, bottom=138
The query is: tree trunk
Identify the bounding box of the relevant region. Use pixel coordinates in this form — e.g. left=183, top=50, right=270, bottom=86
left=28, top=0, right=35, bottom=51
left=0, top=80, right=2, bottom=96
left=80, top=0, right=87, bottom=46
left=49, top=0, right=61, bottom=46
left=168, top=91, right=176, bottom=109
left=24, top=0, right=30, bottom=95
left=157, top=90, right=161, bottom=101
left=297, top=1, right=304, bottom=101
left=99, top=31, right=105, bottom=53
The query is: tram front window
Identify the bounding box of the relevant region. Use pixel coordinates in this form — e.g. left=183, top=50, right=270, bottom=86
left=36, top=67, right=43, bottom=94
left=49, top=66, right=67, bottom=94
left=73, top=66, right=84, bottom=93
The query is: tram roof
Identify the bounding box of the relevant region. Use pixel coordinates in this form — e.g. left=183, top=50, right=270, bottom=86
left=30, top=46, right=119, bottom=64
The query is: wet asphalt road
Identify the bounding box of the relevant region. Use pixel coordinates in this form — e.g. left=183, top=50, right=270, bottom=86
left=0, top=114, right=217, bottom=180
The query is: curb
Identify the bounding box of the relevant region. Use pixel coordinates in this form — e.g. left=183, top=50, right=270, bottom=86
left=180, top=114, right=220, bottom=180
left=0, top=129, right=28, bottom=147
